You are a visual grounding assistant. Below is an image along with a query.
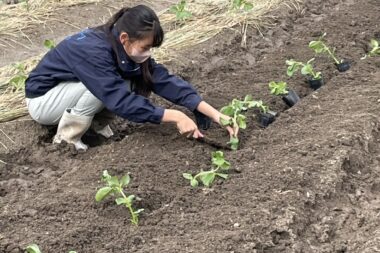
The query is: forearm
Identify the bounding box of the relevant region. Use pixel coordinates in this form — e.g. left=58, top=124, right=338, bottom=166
left=195, top=101, right=222, bottom=123
left=162, top=109, right=186, bottom=123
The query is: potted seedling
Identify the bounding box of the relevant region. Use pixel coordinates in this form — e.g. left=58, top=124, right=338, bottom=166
left=309, top=33, right=350, bottom=72
left=183, top=151, right=230, bottom=187
left=361, top=39, right=380, bottom=59
left=268, top=81, right=300, bottom=107
left=252, top=100, right=276, bottom=128
left=286, top=58, right=323, bottom=90
left=95, top=170, right=143, bottom=225
left=219, top=95, right=257, bottom=150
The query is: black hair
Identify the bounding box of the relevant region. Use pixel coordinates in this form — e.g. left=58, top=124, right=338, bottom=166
left=96, top=5, right=164, bottom=97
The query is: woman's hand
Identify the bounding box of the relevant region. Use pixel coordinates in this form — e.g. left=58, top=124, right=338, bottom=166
left=162, top=109, right=203, bottom=138
left=176, top=114, right=204, bottom=138
left=195, top=101, right=239, bottom=138
left=218, top=113, right=239, bottom=138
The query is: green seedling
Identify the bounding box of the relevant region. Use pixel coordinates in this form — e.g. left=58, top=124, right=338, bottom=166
left=169, top=0, right=192, bottom=21
left=269, top=81, right=288, bottom=96
left=26, top=244, right=76, bottom=253
left=252, top=99, right=269, bottom=114
left=232, top=0, right=253, bottom=11
left=361, top=39, right=380, bottom=59
left=309, top=33, right=343, bottom=64
left=9, top=63, right=27, bottom=91
left=219, top=95, right=257, bottom=150
left=26, top=244, right=41, bottom=253
left=220, top=96, right=268, bottom=150
left=286, top=58, right=322, bottom=80
left=44, top=39, right=55, bottom=50
left=95, top=170, right=143, bottom=225
left=183, top=151, right=230, bottom=187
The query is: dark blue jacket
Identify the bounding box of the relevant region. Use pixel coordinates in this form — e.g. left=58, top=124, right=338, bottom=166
left=25, top=28, right=202, bottom=124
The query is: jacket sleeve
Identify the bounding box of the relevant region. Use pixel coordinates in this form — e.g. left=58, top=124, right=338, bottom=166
left=71, top=54, right=164, bottom=124
left=151, top=60, right=202, bottom=112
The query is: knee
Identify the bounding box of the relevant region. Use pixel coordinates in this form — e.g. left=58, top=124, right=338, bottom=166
left=71, top=90, right=105, bottom=116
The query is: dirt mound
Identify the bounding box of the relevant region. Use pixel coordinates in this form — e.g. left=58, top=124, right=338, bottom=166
left=1, top=0, right=380, bottom=252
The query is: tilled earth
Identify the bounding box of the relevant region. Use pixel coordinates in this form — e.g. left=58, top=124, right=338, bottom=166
left=1, top=0, right=380, bottom=252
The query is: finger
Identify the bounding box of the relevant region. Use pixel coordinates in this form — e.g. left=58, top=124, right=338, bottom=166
left=234, top=126, right=239, bottom=137
left=186, top=131, right=194, bottom=138
left=192, top=129, right=204, bottom=139
left=226, top=126, right=234, bottom=137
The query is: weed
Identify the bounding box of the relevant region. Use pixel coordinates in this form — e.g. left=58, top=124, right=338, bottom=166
left=9, top=63, right=27, bottom=91
left=170, top=0, right=192, bottom=21
left=44, top=39, right=56, bottom=50
left=232, top=0, right=253, bottom=11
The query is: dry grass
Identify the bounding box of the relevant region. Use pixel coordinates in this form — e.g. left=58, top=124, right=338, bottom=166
left=0, top=0, right=302, bottom=123
left=0, top=0, right=98, bottom=49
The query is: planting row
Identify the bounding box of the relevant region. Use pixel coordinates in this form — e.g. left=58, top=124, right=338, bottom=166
left=22, top=35, right=380, bottom=252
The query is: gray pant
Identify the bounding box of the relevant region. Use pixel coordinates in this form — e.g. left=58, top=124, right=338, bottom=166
left=26, top=81, right=105, bottom=125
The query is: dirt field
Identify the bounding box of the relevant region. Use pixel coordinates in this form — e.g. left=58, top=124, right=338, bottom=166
left=1, top=0, right=380, bottom=252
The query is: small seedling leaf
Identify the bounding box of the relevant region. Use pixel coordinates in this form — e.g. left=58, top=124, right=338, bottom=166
left=127, top=195, right=135, bottom=203
left=134, top=208, right=144, bottom=214
left=68, top=251, right=77, bottom=253
left=200, top=172, right=215, bottom=187
left=370, top=39, right=379, bottom=49
left=120, top=174, right=130, bottom=187
left=286, top=60, right=301, bottom=77
left=102, top=170, right=111, bottom=180
left=26, top=244, right=41, bottom=253
left=220, top=117, right=232, bottom=126
left=217, top=173, right=228, bottom=179
left=177, top=10, right=192, bottom=20
left=169, top=5, right=178, bottom=13
left=220, top=106, right=234, bottom=116
left=243, top=2, right=253, bottom=11
left=228, top=136, right=239, bottom=151
left=183, top=173, right=193, bottom=180
left=236, top=114, right=247, bottom=129
left=269, top=81, right=288, bottom=96
left=309, top=40, right=326, bottom=54
left=244, top=94, right=253, bottom=102
left=115, top=197, right=128, bottom=205
left=301, top=64, right=313, bottom=76
left=190, top=178, right=199, bottom=187
left=108, top=176, right=119, bottom=187
left=95, top=186, right=113, bottom=202
left=219, top=160, right=231, bottom=170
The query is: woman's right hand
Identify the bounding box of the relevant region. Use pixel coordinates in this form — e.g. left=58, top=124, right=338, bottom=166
left=162, top=109, right=203, bottom=138
left=176, top=114, right=204, bottom=138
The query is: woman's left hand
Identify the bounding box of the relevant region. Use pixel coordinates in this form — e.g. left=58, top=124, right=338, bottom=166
left=218, top=113, right=239, bottom=138
left=195, top=101, right=239, bottom=138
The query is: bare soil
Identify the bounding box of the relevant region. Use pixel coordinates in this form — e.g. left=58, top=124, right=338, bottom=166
left=1, top=0, right=380, bottom=252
